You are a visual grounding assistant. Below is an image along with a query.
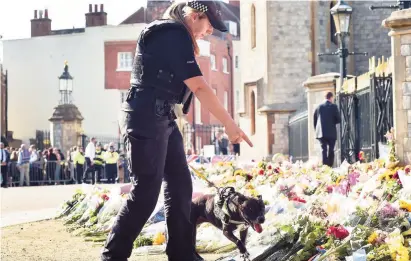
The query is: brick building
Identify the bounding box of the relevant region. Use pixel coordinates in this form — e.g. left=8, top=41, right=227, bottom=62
left=105, top=0, right=240, bottom=122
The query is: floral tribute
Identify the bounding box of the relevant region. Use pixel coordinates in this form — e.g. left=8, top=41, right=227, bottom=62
left=56, top=152, right=411, bottom=260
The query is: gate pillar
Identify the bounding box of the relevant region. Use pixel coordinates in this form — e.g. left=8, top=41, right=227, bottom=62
left=303, top=73, right=339, bottom=162
left=383, top=10, right=411, bottom=164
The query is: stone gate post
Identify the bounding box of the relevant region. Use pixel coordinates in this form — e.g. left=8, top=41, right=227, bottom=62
left=383, top=10, right=411, bottom=164
left=303, top=73, right=339, bottom=161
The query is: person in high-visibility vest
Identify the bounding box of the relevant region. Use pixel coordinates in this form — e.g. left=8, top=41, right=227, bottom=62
left=104, top=145, right=119, bottom=184
left=94, top=144, right=105, bottom=183
left=73, top=147, right=86, bottom=184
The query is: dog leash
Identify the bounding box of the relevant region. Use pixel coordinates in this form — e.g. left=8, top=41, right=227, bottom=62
left=188, top=164, right=219, bottom=190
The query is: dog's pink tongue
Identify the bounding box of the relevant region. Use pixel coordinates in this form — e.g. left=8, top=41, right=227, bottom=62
left=253, top=224, right=263, bottom=233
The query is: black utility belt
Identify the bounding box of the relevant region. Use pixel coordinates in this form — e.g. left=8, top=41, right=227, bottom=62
left=129, top=83, right=182, bottom=104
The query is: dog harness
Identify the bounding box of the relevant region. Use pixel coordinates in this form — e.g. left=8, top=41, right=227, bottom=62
left=215, top=187, right=248, bottom=226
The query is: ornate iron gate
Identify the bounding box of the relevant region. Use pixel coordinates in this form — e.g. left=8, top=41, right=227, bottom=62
left=373, top=73, right=394, bottom=154
left=338, top=93, right=357, bottom=163
left=338, top=73, right=393, bottom=163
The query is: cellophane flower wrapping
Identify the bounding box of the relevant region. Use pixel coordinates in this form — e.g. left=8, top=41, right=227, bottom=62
left=56, top=155, right=411, bottom=260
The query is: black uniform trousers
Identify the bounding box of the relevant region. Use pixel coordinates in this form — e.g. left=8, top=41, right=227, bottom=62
left=83, top=157, right=95, bottom=184
left=101, top=91, right=193, bottom=261
left=76, top=164, right=84, bottom=184
left=319, top=137, right=336, bottom=167
left=105, top=163, right=117, bottom=184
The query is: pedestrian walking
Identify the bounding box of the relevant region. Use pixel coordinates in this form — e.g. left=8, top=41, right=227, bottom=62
left=314, top=92, right=341, bottom=167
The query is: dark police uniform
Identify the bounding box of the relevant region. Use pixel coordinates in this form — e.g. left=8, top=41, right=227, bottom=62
left=101, top=21, right=202, bottom=261
left=101, top=1, right=228, bottom=259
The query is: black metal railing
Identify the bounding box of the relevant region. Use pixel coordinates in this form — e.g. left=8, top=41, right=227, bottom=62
left=181, top=124, right=224, bottom=155
left=4, top=160, right=130, bottom=187
left=288, top=111, right=309, bottom=162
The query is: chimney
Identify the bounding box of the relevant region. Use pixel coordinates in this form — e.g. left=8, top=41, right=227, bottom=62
left=85, top=3, right=107, bottom=27
left=31, top=8, right=52, bottom=37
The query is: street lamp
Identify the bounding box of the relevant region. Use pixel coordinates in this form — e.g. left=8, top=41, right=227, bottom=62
left=318, top=0, right=367, bottom=89
left=330, top=1, right=352, bottom=35
left=58, top=60, right=73, bottom=104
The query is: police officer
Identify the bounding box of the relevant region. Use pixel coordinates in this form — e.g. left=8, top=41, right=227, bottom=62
left=101, top=1, right=252, bottom=261
left=94, top=144, right=104, bottom=183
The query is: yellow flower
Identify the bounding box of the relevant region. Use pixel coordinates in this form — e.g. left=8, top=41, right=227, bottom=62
left=153, top=232, right=166, bottom=245
left=234, top=169, right=243, bottom=176
left=335, top=175, right=345, bottom=185
left=399, top=200, right=411, bottom=212
left=218, top=162, right=224, bottom=167
left=367, top=232, right=378, bottom=244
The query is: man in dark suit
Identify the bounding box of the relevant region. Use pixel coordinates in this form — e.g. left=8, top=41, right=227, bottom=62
left=314, top=92, right=341, bottom=167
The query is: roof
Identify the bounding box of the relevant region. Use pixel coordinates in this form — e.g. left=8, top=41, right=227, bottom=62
left=49, top=104, right=84, bottom=122
left=51, top=28, right=86, bottom=36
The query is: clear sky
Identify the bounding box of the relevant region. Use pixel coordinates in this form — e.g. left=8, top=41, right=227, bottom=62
left=0, top=0, right=230, bottom=62
left=0, top=0, right=150, bottom=62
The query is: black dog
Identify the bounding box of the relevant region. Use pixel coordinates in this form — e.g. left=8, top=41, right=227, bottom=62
left=191, top=187, right=266, bottom=260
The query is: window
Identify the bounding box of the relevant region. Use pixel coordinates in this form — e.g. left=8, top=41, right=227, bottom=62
left=224, top=91, right=228, bottom=111
left=251, top=4, right=256, bottom=49
left=235, top=56, right=239, bottom=69
left=250, top=91, right=256, bottom=135
left=195, top=97, right=202, bottom=124
left=211, top=54, right=217, bottom=70
left=197, top=39, right=210, bottom=57
left=117, top=52, right=133, bottom=71
left=222, top=57, right=229, bottom=74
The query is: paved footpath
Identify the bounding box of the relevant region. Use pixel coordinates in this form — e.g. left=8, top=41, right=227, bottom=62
left=0, top=184, right=119, bottom=227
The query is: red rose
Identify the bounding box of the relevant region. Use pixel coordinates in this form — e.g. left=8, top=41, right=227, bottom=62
left=290, top=196, right=306, bottom=203
left=274, top=167, right=281, bottom=174
left=246, top=174, right=253, bottom=181
left=393, top=172, right=399, bottom=180
left=326, top=185, right=334, bottom=193
left=101, top=194, right=109, bottom=201
left=405, top=165, right=411, bottom=174
left=267, top=165, right=273, bottom=170
left=326, top=225, right=349, bottom=240
left=259, top=169, right=265, bottom=175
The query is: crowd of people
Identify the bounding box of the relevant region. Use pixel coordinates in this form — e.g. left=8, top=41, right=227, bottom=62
left=0, top=139, right=126, bottom=188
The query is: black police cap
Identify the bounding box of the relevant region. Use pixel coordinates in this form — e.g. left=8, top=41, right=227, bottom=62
left=187, top=0, right=228, bottom=32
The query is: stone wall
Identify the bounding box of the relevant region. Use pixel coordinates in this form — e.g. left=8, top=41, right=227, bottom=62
left=239, top=0, right=268, bottom=115
left=271, top=112, right=292, bottom=155
left=399, top=37, right=411, bottom=163
left=315, top=1, right=339, bottom=75
left=266, top=1, right=311, bottom=106
left=351, top=1, right=393, bottom=75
